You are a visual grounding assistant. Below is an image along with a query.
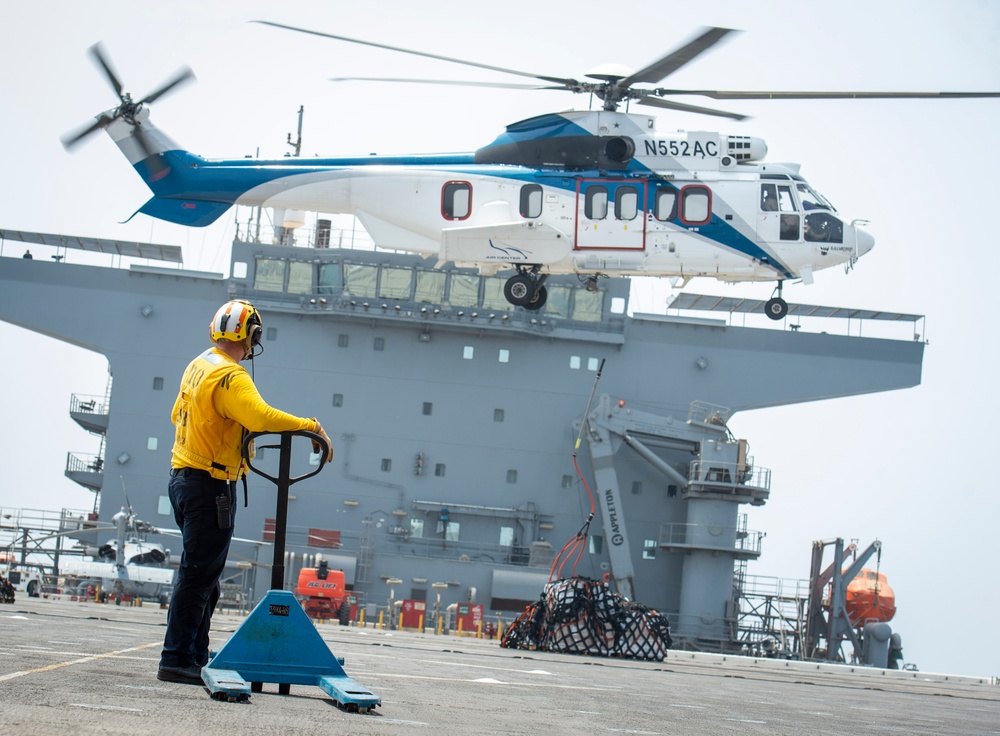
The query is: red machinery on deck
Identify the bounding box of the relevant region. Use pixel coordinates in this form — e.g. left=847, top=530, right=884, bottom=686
left=295, top=560, right=353, bottom=625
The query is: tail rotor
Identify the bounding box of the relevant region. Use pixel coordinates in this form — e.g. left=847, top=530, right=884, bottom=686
left=61, top=42, right=195, bottom=162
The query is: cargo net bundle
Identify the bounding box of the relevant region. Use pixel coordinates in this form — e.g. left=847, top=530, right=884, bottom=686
left=500, top=577, right=672, bottom=661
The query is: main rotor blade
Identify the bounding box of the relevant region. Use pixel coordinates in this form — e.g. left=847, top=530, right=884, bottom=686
left=253, top=20, right=577, bottom=87
left=61, top=112, right=114, bottom=150
left=329, top=76, right=561, bottom=91
left=621, top=27, right=737, bottom=87
left=88, top=42, right=124, bottom=99
left=660, top=89, right=1000, bottom=100
left=638, top=96, right=748, bottom=121
left=139, top=67, right=196, bottom=106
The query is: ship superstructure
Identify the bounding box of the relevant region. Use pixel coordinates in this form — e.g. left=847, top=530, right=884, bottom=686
left=0, top=226, right=923, bottom=652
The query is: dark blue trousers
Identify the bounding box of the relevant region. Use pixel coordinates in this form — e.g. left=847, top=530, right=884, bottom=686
left=159, top=468, right=236, bottom=668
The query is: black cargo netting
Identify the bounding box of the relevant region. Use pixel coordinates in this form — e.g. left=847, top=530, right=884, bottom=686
left=500, top=577, right=672, bottom=661
left=0, top=575, right=15, bottom=604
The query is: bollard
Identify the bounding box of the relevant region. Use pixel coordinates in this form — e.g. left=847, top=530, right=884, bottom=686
left=477, top=620, right=482, bottom=639
left=419, top=614, right=424, bottom=633
left=378, top=610, right=384, bottom=630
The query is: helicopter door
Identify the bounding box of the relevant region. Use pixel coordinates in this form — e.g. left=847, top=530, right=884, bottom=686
left=575, top=179, right=647, bottom=251
left=757, top=182, right=800, bottom=243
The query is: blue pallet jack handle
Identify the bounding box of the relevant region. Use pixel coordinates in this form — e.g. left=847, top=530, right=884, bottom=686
left=200, top=430, right=381, bottom=711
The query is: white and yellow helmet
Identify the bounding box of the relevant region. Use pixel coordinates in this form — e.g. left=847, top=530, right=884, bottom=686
left=210, top=299, right=262, bottom=346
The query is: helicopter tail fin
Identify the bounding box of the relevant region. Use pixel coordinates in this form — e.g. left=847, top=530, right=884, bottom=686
left=104, top=112, right=234, bottom=227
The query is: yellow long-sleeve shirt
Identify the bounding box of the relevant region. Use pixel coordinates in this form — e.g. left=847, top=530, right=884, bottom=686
left=171, top=347, right=316, bottom=480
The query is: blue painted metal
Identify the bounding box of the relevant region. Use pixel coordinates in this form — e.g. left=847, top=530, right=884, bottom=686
left=201, top=430, right=380, bottom=710
left=201, top=589, right=380, bottom=709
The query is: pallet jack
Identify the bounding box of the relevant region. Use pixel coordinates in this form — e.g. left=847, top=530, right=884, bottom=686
left=201, top=430, right=381, bottom=711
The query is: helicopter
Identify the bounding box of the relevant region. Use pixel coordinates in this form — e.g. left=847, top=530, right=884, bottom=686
left=61, top=24, right=999, bottom=319
left=59, top=504, right=175, bottom=604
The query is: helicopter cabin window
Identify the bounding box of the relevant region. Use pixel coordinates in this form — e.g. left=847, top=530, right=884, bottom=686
left=584, top=186, right=609, bottom=220
left=442, top=181, right=472, bottom=220
left=519, top=184, right=543, bottom=218
left=654, top=189, right=677, bottom=221
left=679, top=185, right=711, bottom=225
left=615, top=186, right=639, bottom=221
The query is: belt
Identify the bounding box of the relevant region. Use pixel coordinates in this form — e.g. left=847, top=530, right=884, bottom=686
left=170, top=467, right=215, bottom=479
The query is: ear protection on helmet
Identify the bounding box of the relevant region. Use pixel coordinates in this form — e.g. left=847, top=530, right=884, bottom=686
left=210, top=300, right=262, bottom=345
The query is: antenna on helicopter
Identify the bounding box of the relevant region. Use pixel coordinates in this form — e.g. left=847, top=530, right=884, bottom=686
left=286, top=105, right=304, bottom=157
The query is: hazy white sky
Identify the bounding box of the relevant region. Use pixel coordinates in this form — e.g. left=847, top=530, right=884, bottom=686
left=1, top=0, right=998, bottom=677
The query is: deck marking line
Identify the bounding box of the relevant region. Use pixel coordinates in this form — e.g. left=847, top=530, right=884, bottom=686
left=0, top=642, right=160, bottom=682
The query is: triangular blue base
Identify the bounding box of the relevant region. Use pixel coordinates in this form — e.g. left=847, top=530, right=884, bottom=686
left=201, top=589, right=380, bottom=710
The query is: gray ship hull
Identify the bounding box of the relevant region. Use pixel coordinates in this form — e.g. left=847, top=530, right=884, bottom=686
left=0, top=236, right=922, bottom=652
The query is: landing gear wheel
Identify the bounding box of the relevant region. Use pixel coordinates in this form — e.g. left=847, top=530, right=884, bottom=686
left=504, top=274, right=536, bottom=307
left=765, top=297, right=788, bottom=320
left=525, top=285, right=547, bottom=311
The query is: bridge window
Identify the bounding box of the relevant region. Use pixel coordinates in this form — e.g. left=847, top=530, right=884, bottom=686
left=415, top=271, right=447, bottom=304
left=378, top=267, right=414, bottom=299
left=584, top=186, right=609, bottom=220
left=254, top=258, right=286, bottom=292
left=654, top=189, right=677, bottom=221
left=344, top=264, right=378, bottom=297
left=449, top=274, right=480, bottom=307
left=519, top=184, right=543, bottom=218
left=442, top=181, right=472, bottom=220
left=679, top=185, right=711, bottom=225
left=317, top=262, right=343, bottom=294
left=287, top=261, right=313, bottom=295
left=615, top=186, right=639, bottom=221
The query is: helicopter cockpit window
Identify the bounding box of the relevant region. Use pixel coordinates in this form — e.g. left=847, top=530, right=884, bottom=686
left=760, top=184, right=778, bottom=211
left=680, top=185, right=711, bottom=225
left=777, top=185, right=796, bottom=212
left=585, top=186, right=609, bottom=220
left=780, top=215, right=800, bottom=240
left=796, top=182, right=835, bottom=211
left=442, top=181, right=472, bottom=220
left=804, top=212, right=844, bottom=243
left=654, top=189, right=677, bottom=221
left=615, top=186, right=639, bottom=221
left=519, top=184, right=543, bottom=218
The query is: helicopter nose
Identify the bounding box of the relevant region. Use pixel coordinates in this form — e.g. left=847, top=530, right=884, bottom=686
left=856, top=227, right=875, bottom=256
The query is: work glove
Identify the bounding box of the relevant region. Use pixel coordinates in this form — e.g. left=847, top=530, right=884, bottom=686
left=312, top=419, right=334, bottom=463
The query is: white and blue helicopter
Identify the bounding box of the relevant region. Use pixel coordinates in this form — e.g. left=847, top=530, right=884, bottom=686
left=62, top=24, right=999, bottom=318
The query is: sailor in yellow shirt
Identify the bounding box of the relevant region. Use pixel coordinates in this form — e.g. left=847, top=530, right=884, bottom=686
left=158, top=299, right=332, bottom=685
